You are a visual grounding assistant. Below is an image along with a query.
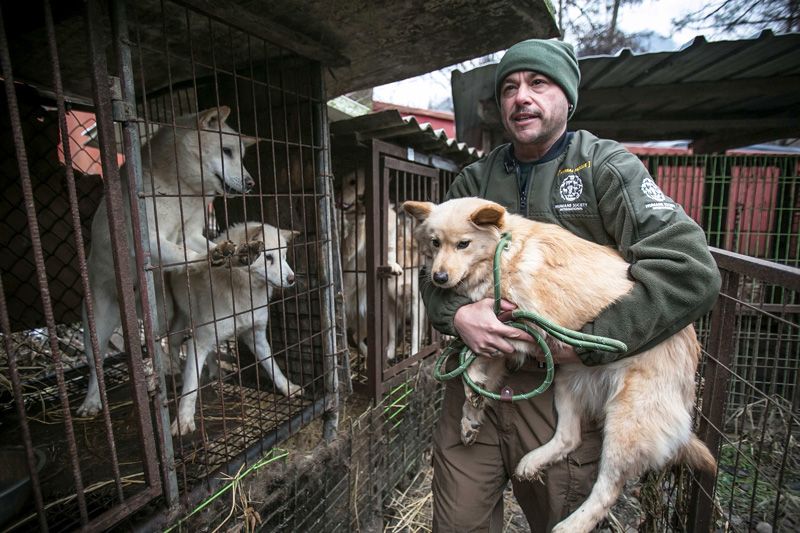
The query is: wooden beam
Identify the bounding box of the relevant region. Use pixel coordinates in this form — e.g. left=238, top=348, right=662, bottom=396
left=570, top=116, right=800, bottom=138
left=579, top=76, right=800, bottom=108
left=171, top=0, right=349, bottom=67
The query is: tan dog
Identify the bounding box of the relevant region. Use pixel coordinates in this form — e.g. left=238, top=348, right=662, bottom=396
left=337, top=168, right=424, bottom=360
left=79, top=106, right=255, bottom=417
left=403, top=197, right=715, bottom=533
left=168, top=222, right=299, bottom=436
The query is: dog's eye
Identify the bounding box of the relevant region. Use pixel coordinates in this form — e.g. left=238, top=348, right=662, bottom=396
left=223, top=147, right=233, bottom=157
left=457, top=240, right=470, bottom=249
left=265, top=254, right=274, bottom=264
left=431, top=238, right=440, bottom=248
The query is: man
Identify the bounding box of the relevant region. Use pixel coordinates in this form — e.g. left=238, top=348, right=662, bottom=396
left=421, top=38, right=721, bottom=532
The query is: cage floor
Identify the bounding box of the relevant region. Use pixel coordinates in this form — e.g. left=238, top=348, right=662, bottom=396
left=0, top=360, right=312, bottom=531
left=172, top=381, right=312, bottom=485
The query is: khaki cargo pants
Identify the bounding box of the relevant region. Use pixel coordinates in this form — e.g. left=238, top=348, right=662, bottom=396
left=432, top=366, right=603, bottom=533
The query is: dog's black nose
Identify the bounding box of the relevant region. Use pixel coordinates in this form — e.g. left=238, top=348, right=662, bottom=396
left=244, top=177, right=255, bottom=192
left=433, top=271, right=449, bottom=284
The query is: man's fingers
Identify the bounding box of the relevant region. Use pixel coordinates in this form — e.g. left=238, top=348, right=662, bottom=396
left=496, top=324, right=534, bottom=342
left=497, top=299, right=517, bottom=312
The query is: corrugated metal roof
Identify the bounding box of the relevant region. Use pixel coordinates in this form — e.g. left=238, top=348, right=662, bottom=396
left=4, top=0, right=558, bottom=102
left=453, top=31, right=800, bottom=154
left=330, top=109, right=481, bottom=169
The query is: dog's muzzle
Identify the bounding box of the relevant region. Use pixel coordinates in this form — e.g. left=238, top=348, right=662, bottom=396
left=216, top=173, right=255, bottom=194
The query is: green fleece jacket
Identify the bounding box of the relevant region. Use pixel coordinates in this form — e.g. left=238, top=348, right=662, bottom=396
left=421, top=130, right=721, bottom=365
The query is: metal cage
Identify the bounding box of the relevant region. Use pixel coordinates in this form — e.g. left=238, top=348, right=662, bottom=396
left=0, top=0, right=339, bottom=529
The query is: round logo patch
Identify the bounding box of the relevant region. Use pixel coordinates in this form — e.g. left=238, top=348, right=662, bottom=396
left=559, top=174, right=583, bottom=202
left=641, top=177, right=665, bottom=201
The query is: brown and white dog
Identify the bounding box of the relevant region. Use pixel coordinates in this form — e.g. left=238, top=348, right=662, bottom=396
left=403, top=197, right=715, bottom=533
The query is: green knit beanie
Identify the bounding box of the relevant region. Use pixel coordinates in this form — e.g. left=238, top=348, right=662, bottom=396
left=494, top=39, right=581, bottom=118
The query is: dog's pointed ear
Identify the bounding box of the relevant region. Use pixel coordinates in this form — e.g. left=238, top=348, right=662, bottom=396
left=402, top=201, right=434, bottom=222
left=280, top=229, right=300, bottom=242
left=470, top=203, right=505, bottom=228
left=199, top=106, right=231, bottom=129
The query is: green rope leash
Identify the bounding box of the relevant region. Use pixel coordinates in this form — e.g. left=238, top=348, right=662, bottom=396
left=433, top=232, right=628, bottom=401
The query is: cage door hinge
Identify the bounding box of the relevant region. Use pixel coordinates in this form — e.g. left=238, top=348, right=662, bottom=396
left=109, top=76, right=136, bottom=122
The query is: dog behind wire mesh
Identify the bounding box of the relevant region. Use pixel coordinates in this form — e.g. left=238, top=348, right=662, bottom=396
left=403, top=197, right=715, bottom=533
left=167, top=221, right=300, bottom=436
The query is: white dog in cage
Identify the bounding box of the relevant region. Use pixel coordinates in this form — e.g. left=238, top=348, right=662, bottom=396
left=168, top=221, right=300, bottom=436
left=337, top=167, right=425, bottom=361
left=78, top=106, right=256, bottom=417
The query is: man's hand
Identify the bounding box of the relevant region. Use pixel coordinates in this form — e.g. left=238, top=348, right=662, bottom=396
left=454, top=298, right=586, bottom=365
left=453, top=298, right=535, bottom=357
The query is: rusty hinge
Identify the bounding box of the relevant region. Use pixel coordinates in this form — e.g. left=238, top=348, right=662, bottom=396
left=109, top=76, right=136, bottom=122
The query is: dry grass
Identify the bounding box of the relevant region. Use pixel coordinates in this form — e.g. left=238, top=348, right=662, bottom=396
left=383, top=459, right=644, bottom=533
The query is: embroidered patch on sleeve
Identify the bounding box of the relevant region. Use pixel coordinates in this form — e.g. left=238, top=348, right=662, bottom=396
left=641, top=177, right=676, bottom=211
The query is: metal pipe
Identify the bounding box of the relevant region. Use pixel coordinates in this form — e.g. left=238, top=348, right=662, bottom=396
left=85, top=0, right=161, bottom=496
left=313, top=63, right=340, bottom=441
left=110, top=0, right=179, bottom=507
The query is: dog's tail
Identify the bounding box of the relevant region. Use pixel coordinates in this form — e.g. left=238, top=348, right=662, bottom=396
left=678, top=435, right=717, bottom=474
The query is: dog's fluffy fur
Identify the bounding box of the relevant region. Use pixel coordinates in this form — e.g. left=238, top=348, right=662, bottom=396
left=168, top=222, right=299, bottom=436
left=78, top=106, right=255, bottom=417
left=337, top=169, right=424, bottom=360
left=404, top=197, right=715, bottom=533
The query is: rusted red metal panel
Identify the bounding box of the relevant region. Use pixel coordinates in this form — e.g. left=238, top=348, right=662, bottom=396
left=724, top=165, right=780, bottom=257
left=656, top=163, right=705, bottom=224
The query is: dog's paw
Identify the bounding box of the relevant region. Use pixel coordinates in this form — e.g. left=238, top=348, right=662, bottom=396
left=460, top=418, right=481, bottom=446
left=514, top=453, right=546, bottom=482
left=170, top=416, right=196, bottom=436
left=76, top=396, right=102, bottom=418
left=285, top=382, right=303, bottom=397
left=237, top=240, right=265, bottom=265
left=210, top=240, right=237, bottom=266
left=384, top=345, right=397, bottom=361
left=388, top=261, right=403, bottom=276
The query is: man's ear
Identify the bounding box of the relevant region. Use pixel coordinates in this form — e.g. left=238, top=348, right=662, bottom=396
left=470, top=202, right=505, bottom=228
left=198, top=105, right=231, bottom=130
left=402, top=201, right=434, bottom=222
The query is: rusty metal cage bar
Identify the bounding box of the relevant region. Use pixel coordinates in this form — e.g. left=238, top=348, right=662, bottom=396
left=109, top=0, right=181, bottom=508
left=1, top=2, right=89, bottom=526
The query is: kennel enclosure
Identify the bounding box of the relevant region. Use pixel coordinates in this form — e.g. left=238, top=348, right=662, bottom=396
left=0, top=0, right=340, bottom=528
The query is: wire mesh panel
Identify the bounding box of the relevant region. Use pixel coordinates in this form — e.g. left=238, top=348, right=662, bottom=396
left=643, top=154, right=800, bottom=267
left=333, top=139, right=450, bottom=401
left=0, top=0, right=339, bottom=529
left=629, top=251, right=800, bottom=532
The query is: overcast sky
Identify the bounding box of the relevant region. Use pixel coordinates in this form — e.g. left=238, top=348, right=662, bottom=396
left=373, top=0, right=712, bottom=110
